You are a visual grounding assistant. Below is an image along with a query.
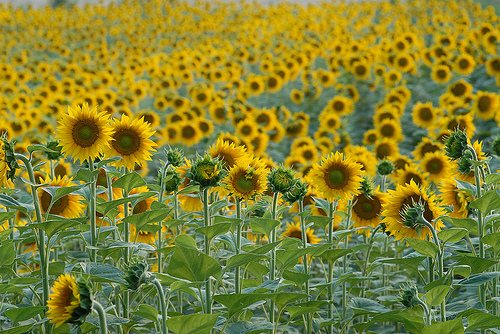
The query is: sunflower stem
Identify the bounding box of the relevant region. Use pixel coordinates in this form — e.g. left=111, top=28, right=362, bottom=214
left=157, top=163, right=167, bottom=274
left=153, top=278, right=168, bottom=334
left=235, top=198, right=242, bottom=294
left=362, top=225, right=382, bottom=298
left=122, top=171, right=130, bottom=320
left=327, top=200, right=335, bottom=334
left=173, top=190, right=183, bottom=314
left=299, top=200, right=311, bottom=334
left=269, top=192, right=279, bottom=325
left=89, top=159, right=97, bottom=262
left=93, top=300, right=108, bottom=334
left=342, top=200, right=352, bottom=330
left=15, top=153, right=51, bottom=334
left=202, top=188, right=212, bottom=314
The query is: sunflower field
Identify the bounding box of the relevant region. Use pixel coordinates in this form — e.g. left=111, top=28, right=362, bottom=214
left=1, top=0, right=500, bottom=332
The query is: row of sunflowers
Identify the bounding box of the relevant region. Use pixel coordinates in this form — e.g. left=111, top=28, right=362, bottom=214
left=1, top=0, right=500, bottom=333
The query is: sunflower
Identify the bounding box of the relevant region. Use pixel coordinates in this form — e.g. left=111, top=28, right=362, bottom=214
left=381, top=180, right=445, bottom=241
left=208, top=138, right=250, bottom=170
left=447, top=80, right=473, bottom=99
left=136, top=110, right=161, bottom=129
left=376, top=118, right=404, bottom=141
left=246, top=75, right=265, bottom=96
left=196, top=118, right=214, bottom=137
left=38, top=176, right=84, bottom=218
left=351, top=60, right=371, bottom=80
left=363, top=129, right=378, bottom=146
left=419, top=151, right=452, bottom=183
left=129, top=186, right=154, bottom=215
left=178, top=121, right=203, bottom=146
left=412, top=102, right=438, bottom=129
left=242, top=133, right=269, bottom=156
left=383, top=69, right=402, bottom=87
left=224, top=161, right=268, bottom=201
left=412, top=137, right=443, bottom=160
left=438, top=177, right=472, bottom=218
left=130, top=224, right=156, bottom=244
left=292, top=144, right=319, bottom=164
left=394, top=53, right=414, bottom=73
left=253, top=108, right=278, bottom=132
left=328, top=96, right=354, bottom=116
left=319, top=111, right=341, bottom=132
left=454, top=140, right=487, bottom=184
left=351, top=187, right=387, bottom=234
left=290, top=89, right=304, bottom=104
left=105, top=115, right=157, bottom=170
left=485, top=58, right=500, bottom=77
left=394, top=163, right=429, bottom=187
left=217, top=132, right=239, bottom=146
left=282, top=221, right=321, bottom=244
left=55, top=103, right=113, bottom=163
left=431, top=65, right=452, bottom=84
left=472, top=91, right=499, bottom=120
left=47, top=274, right=84, bottom=328
left=374, top=138, right=399, bottom=160
left=266, top=74, right=283, bottom=93
left=309, top=152, right=363, bottom=201
left=235, top=118, right=259, bottom=140
left=344, top=145, right=378, bottom=176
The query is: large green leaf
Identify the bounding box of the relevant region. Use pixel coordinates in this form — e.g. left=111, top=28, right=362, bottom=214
left=349, top=297, right=391, bottom=316
left=112, top=172, right=146, bottom=194
left=80, top=262, right=127, bottom=284
left=29, top=217, right=85, bottom=240
left=225, top=253, right=269, bottom=271
left=455, top=272, right=500, bottom=287
left=226, top=320, right=273, bottom=334
left=166, top=314, right=219, bottom=334
left=244, top=240, right=282, bottom=255
left=271, top=292, right=309, bottom=311
left=276, top=244, right=331, bottom=272
left=306, top=215, right=333, bottom=233
left=422, top=318, right=464, bottom=334
left=249, top=218, right=280, bottom=239
left=0, top=241, right=15, bottom=266
left=455, top=256, right=497, bottom=275
left=425, top=285, right=450, bottom=307
left=470, top=190, right=500, bottom=216
left=96, top=192, right=155, bottom=217
left=132, top=304, right=159, bottom=323
left=437, top=228, right=468, bottom=244
left=282, top=269, right=311, bottom=288
left=482, top=232, right=500, bottom=252
left=439, top=216, right=477, bottom=235
left=378, top=256, right=427, bottom=274
left=41, top=184, right=86, bottom=211
left=0, top=324, right=34, bottom=334
left=0, top=211, right=15, bottom=223
left=196, top=222, right=232, bottom=241
left=121, top=208, right=171, bottom=232
left=284, top=306, right=320, bottom=320
left=406, top=237, right=439, bottom=258
left=4, top=306, right=45, bottom=325
left=320, top=248, right=352, bottom=264
left=466, top=312, right=500, bottom=331
left=213, top=293, right=271, bottom=319
left=167, top=239, right=221, bottom=282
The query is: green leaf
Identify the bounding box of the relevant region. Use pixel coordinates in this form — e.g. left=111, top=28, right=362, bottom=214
left=455, top=179, right=476, bottom=197
left=245, top=240, right=282, bottom=254
left=132, top=304, right=158, bottom=323
left=320, top=248, right=352, bottom=264
left=284, top=306, right=320, bottom=320
left=226, top=320, right=273, bottom=334
left=27, top=144, right=59, bottom=154
left=164, top=219, right=186, bottom=230
left=167, top=240, right=221, bottom=282
left=405, top=237, right=439, bottom=258
left=440, top=216, right=477, bottom=234
left=80, top=262, right=127, bottom=284
left=214, top=293, right=271, bottom=319
left=175, top=234, right=198, bottom=249
left=453, top=265, right=471, bottom=279
left=72, top=169, right=100, bottom=183
left=42, top=184, right=86, bottom=210
left=4, top=306, right=45, bottom=324
left=306, top=215, right=333, bottom=233
left=213, top=215, right=242, bottom=227
left=425, top=285, right=450, bottom=306
left=470, top=190, right=500, bottom=216
left=226, top=253, right=269, bottom=271
left=276, top=244, right=331, bottom=272
left=455, top=272, right=500, bottom=287
left=456, top=256, right=497, bottom=275
left=196, top=222, right=232, bottom=241
left=0, top=194, right=33, bottom=215
left=0, top=211, right=15, bottom=222
left=97, top=156, right=122, bottom=169
left=485, top=173, right=500, bottom=185
left=96, top=192, right=155, bottom=217
left=122, top=208, right=171, bottom=232
left=466, top=311, right=500, bottom=331
left=482, top=233, right=500, bottom=252
left=422, top=318, right=464, bottom=334
left=282, top=269, right=311, bottom=288
left=0, top=324, right=34, bottom=334
left=249, top=218, right=280, bottom=239
left=112, top=172, right=146, bottom=194
left=271, top=292, right=309, bottom=311
left=437, top=228, right=468, bottom=244
left=209, top=199, right=230, bottom=214
left=349, top=297, right=391, bottom=316
left=0, top=228, right=12, bottom=241
left=378, top=256, right=427, bottom=274
left=29, top=218, right=84, bottom=240
left=0, top=241, right=15, bottom=266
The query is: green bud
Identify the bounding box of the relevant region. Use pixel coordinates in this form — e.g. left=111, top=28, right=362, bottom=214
left=360, top=176, right=374, bottom=197
left=283, top=180, right=307, bottom=203
left=165, top=147, right=184, bottom=167
left=123, top=260, right=153, bottom=291
left=45, top=140, right=64, bottom=160
left=186, top=154, right=226, bottom=190
left=377, top=159, right=394, bottom=176
left=160, top=167, right=183, bottom=193
left=490, top=136, right=500, bottom=157
left=444, top=129, right=468, bottom=161
left=398, top=282, right=421, bottom=308
left=1, top=136, right=19, bottom=182
left=456, top=150, right=473, bottom=175
left=267, top=165, right=296, bottom=194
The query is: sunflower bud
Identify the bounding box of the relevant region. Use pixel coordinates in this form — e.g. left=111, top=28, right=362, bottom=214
left=283, top=180, right=307, bottom=203
left=398, top=282, right=421, bottom=308
left=1, top=137, right=19, bottom=184
left=490, top=136, right=500, bottom=157
left=444, top=129, right=468, bottom=161
left=165, top=147, right=184, bottom=167
left=267, top=165, right=296, bottom=194
left=400, top=201, right=429, bottom=236
left=359, top=177, right=374, bottom=197
left=158, top=166, right=183, bottom=193
left=45, top=140, right=64, bottom=160
left=457, top=150, right=474, bottom=175
left=377, top=159, right=394, bottom=176
left=186, top=154, right=226, bottom=189
left=123, top=260, right=153, bottom=291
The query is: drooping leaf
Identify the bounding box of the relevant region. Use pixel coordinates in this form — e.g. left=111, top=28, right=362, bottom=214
left=320, top=248, right=352, bottom=264
left=167, top=240, right=221, bottom=282
left=282, top=269, right=311, bottom=288
left=405, top=237, right=439, bottom=258
left=271, top=292, right=309, bottom=311
left=440, top=216, right=477, bottom=234
left=121, top=208, right=171, bottom=232
left=80, top=262, right=127, bottom=284
left=112, top=172, right=146, bottom=194
left=225, top=253, right=269, bottom=271
left=437, top=228, right=468, bottom=244
left=196, top=223, right=232, bottom=242
left=349, top=297, right=391, bottom=316
left=285, top=305, right=320, bottom=320
left=132, top=304, right=159, bottom=323
left=422, top=318, right=464, bottom=334
left=455, top=272, right=500, bottom=287
left=425, top=285, right=450, bottom=306
left=455, top=256, right=498, bottom=275
left=249, top=218, right=280, bottom=239
left=214, top=293, right=271, bottom=319
left=470, top=190, right=500, bottom=216
left=0, top=241, right=15, bottom=266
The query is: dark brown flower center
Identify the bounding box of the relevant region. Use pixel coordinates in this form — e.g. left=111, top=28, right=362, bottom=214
left=112, top=129, right=140, bottom=156
left=72, top=121, right=99, bottom=147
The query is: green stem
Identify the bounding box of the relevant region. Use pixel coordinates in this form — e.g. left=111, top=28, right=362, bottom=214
left=93, top=301, right=108, bottom=334
left=89, top=159, right=97, bottom=262
left=327, top=201, right=335, bottom=334
left=173, top=190, right=182, bottom=314
left=122, top=173, right=130, bottom=320
left=298, top=200, right=311, bottom=334
left=15, top=153, right=51, bottom=334
left=362, top=225, right=382, bottom=297
left=153, top=279, right=168, bottom=334
left=202, top=188, right=212, bottom=314
left=235, top=198, right=242, bottom=294
left=269, top=192, right=279, bottom=325
left=342, top=200, right=352, bottom=323
left=417, top=299, right=431, bottom=326
left=157, top=164, right=168, bottom=274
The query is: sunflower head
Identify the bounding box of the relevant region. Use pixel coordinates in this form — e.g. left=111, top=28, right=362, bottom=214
left=47, top=274, right=93, bottom=328
left=0, top=136, right=18, bottom=187
left=186, top=154, right=226, bottom=190
left=123, top=259, right=153, bottom=291
left=44, top=140, right=64, bottom=160
left=400, top=201, right=428, bottom=233
left=282, top=180, right=308, bottom=204
left=225, top=162, right=268, bottom=201
left=456, top=150, right=474, bottom=175
left=377, top=159, right=394, bottom=176
left=267, top=165, right=296, bottom=194
left=165, top=147, right=184, bottom=167
left=398, top=282, right=420, bottom=308
left=444, top=129, right=468, bottom=161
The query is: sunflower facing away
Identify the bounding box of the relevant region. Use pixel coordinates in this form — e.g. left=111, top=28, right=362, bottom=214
left=105, top=115, right=157, bottom=170
left=38, top=176, right=84, bottom=218
left=309, top=152, right=363, bottom=201
left=47, top=273, right=92, bottom=328
left=224, top=161, right=268, bottom=201
left=381, top=180, right=445, bottom=241
left=56, top=103, right=113, bottom=163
